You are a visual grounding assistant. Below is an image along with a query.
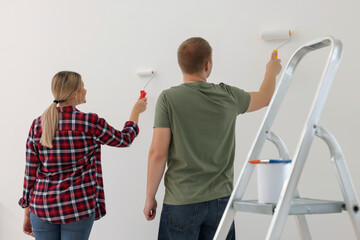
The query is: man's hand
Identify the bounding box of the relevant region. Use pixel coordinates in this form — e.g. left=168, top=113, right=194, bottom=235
left=144, top=197, right=158, bottom=221
left=265, top=51, right=282, bottom=78
left=247, top=52, right=282, bottom=112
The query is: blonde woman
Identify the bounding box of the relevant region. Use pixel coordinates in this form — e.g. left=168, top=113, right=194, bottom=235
left=19, top=71, right=147, bottom=240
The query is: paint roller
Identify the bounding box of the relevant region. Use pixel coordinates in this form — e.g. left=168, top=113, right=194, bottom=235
left=137, top=69, right=155, bottom=98
left=260, top=29, right=292, bottom=58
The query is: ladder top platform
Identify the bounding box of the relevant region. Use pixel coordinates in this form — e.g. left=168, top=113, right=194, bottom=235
left=233, top=198, right=345, bottom=215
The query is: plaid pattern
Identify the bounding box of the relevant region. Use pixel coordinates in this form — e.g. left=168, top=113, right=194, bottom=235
left=19, top=106, right=139, bottom=224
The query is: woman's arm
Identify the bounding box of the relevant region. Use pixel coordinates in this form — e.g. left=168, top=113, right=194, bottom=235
left=129, top=98, right=147, bottom=123
left=93, top=98, right=147, bottom=147
left=19, top=121, right=40, bottom=208
left=23, top=207, right=35, bottom=237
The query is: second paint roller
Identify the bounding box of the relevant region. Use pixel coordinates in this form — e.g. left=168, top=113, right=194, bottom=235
left=137, top=69, right=155, bottom=98
left=260, top=29, right=292, bottom=58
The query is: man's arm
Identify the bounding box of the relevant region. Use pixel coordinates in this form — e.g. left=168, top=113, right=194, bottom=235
left=247, top=52, right=282, bottom=112
left=143, top=127, right=171, bottom=221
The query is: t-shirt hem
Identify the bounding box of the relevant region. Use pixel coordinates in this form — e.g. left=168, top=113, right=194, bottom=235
left=163, top=192, right=232, bottom=205
left=153, top=124, right=170, bottom=128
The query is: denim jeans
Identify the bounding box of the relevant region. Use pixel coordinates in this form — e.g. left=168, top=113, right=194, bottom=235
left=158, top=196, right=235, bottom=240
left=30, top=212, right=95, bottom=240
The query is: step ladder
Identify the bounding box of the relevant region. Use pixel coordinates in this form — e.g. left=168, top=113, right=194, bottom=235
left=214, top=36, right=360, bottom=240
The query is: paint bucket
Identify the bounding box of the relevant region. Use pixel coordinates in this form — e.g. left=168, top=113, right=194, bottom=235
left=257, top=163, right=292, bottom=204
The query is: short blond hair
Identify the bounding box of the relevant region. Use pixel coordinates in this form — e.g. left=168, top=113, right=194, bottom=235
left=177, top=37, right=212, bottom=74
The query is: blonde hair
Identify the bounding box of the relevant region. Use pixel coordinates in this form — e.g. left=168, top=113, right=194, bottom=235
left=177, top=37, right=212, bottom=74
left=40, top=71, right=82, bottom=148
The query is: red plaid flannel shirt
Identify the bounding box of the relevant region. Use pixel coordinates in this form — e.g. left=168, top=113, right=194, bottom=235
left=19, top=106, right=139, bottom=224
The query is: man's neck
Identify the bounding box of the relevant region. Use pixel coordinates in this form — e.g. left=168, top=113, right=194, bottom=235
left=182, top=73, right=207, bottom=83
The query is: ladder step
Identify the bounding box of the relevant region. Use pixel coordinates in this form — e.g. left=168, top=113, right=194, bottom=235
left=233, top=198, right=345, bottom=215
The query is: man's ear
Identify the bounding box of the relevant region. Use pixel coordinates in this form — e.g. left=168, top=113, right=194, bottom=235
left=205, top=61, right=209, bottom=71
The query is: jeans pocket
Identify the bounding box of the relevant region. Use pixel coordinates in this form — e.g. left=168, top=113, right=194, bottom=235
left=217, top=196, right=230, bottom=224
left=167, top=203, right=199, bottom=232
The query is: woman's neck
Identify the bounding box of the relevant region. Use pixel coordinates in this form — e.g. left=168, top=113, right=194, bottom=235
left=59, top=100, right=77, bottom=107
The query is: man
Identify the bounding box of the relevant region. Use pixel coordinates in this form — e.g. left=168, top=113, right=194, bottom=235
left=143, top=37, right=282, bottom=239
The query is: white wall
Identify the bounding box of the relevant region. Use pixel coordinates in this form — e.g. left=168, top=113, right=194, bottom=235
left=1, top=0, right=359, bottom=239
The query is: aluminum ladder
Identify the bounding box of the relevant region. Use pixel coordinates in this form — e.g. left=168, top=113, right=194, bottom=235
left=214, top=36, right=360, bottom=240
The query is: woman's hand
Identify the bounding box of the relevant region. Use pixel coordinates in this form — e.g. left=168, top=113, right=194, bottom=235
left=23, top=208, right=35, bottom=237
left=133, top=97, right=148, bottom=114
left=129, top=97, right=147, bottom=123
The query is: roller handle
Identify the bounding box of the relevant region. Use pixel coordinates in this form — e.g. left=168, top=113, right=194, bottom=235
left=140, top=90, right=147, bottom=99
left=273, top=49, right=278, bottom=59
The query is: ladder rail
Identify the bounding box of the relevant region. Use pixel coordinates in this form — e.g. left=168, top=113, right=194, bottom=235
left=315, top=126, right=360, bottom=239
left=265, top=37, right=343, bottom=239
left=214, top=36, right=343, bottom=240
left=265, top=131, right=289, bottom=160
left=266, top=131, right=312, bottom=240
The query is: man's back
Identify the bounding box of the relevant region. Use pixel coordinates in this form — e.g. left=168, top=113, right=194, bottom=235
left=154, top=81, right=250, bottom=205
left=144, top=37, right=280, bottom=240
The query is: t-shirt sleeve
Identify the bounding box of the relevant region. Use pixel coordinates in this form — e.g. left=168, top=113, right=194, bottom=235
left=234, top=87, right=251, bottom=114
left=154, top=91, right=171, bottom=128
left=230, top=85, right=251, bottom=114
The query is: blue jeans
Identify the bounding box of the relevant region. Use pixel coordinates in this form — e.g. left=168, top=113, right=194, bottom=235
left=30, top=212, right=95, bottom=240
left=158, top=196, right=235, bottom=240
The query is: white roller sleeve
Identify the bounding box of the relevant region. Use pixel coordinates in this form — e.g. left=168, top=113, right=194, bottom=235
left=136, top=69, right=154, bottom=77
left=260, top=29, right=291, bottom=41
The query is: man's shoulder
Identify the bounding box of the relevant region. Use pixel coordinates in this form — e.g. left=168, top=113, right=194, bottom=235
left=159, top=84, right=185, bottom=96
left=218, top=82, right=235, bottom=89
left=218, top=82, right=248, bottom=94
left=166, top=84, right=185, bottom=91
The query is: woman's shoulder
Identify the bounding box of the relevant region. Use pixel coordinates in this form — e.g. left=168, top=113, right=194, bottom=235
left=74, top=110, right=100, bottom=124
left=29, top=116, right=42, bottom=136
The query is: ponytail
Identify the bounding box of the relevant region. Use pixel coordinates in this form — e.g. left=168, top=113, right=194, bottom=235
left=39, top=71, right=82, bottom=148
left=40, top=102, right=59, bottom=148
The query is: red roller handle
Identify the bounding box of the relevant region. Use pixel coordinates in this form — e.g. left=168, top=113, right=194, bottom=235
left=140, top=90, right=147, bottom=99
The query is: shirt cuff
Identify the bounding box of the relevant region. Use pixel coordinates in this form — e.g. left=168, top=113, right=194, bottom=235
left=124, top=121, right=140, bottom=136
left=18, top=198, right=29, bottom=208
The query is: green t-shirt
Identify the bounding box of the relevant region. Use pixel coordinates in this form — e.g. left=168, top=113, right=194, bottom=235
left=154, top=81, right=251, bottom=205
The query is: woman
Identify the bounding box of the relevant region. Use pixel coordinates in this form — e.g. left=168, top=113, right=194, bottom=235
left=19, top=71, right=147, bottom=240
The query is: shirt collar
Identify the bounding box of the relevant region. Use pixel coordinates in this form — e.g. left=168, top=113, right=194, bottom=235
left=58, top=106, right=78, bottom=113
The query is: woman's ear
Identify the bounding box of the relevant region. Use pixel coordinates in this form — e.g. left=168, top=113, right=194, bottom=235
left=70, top=92, right=77, bottom=99
left=68, top=92, right=77, bottom=102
